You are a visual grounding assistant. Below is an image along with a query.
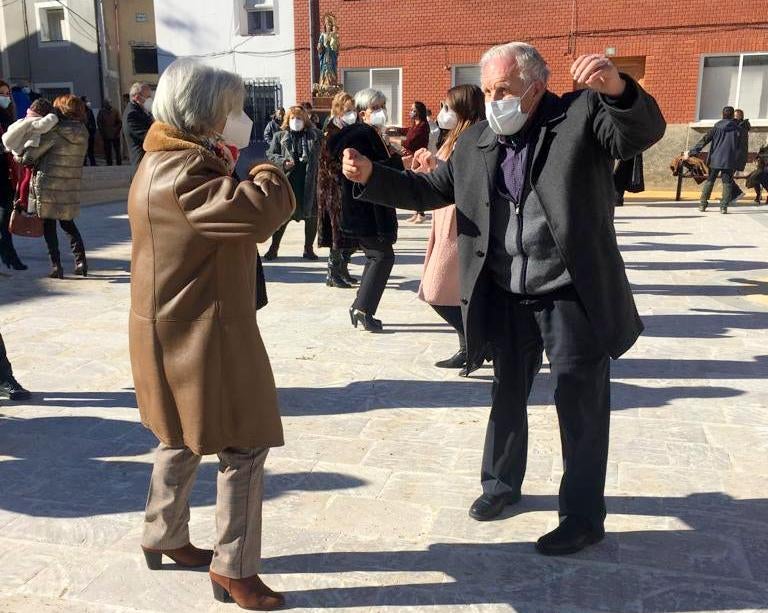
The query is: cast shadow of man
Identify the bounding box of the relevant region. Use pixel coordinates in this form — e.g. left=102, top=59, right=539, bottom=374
left=0, top=414, right=366, bottom=518
left=265, top=492, right=768, bottom=612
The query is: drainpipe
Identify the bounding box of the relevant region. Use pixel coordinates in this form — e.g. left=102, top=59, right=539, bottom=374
left=94, top=0, right=107, bottom=104
left=21, top=0, right=34, bottom=84
left=309, top=0, right=319, bottom=93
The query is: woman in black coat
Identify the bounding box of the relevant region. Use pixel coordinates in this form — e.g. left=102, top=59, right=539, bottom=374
left=0, top=79, right=26, bottom=270
left=328, top=88, right=403, bottom=332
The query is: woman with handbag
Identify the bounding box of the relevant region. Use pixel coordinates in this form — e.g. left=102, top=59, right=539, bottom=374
left=0, top=79, right=27, bottom=270
left=21, top=94, right=89, bottom=279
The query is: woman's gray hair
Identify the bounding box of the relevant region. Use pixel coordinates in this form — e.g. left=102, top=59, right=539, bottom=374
left=480, top=42, right=550, bottom=85
left=129, top=82, right=146, bottom=98
left=354, top=88, right=387, bottom=112
left=152, top=59, right=245, bottom=137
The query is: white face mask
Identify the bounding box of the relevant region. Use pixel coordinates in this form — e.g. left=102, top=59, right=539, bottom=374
left=142, top=96, right=153, bottom=113
left=222, top=110, right=253, bottom=150
left=437, top=107, right=458, bottom=130
left=368, top=108, right=387, bottom=127
left=485, top=84, right=535, bottom=136
left=341, top=111, right=357, bottom=126
left=0, top=95, right=11, bottom=110
left=289, top=118, right=305, bottom=132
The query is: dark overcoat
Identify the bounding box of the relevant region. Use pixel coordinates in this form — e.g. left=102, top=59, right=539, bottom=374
left=691, top=119, right=743, bottom=171
left=359, top=78, right=666, bottom=361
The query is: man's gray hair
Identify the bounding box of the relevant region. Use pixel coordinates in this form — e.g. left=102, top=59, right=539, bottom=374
left=480, top=42, right=551, bottom=85
left=152, top=59, right=245, bottom=137
left=354, top=88, right=387, bottom=112
left=129, top=82, right=146, bottom=98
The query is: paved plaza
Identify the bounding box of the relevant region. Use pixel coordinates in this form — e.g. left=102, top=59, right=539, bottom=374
left=1, top=198, right=767, bottom=613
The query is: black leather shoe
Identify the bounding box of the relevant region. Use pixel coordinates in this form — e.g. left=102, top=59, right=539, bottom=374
left=0, top=375, right=32, bottom=401
left=468, top=492, right=521, bottom=521
left=303, top=248, right=319, bottom=261
left=536, top=516, right=605, bottom=556
left=435, top=350, right=467, bottom=369
left=263, top=247, right=278, bottom=261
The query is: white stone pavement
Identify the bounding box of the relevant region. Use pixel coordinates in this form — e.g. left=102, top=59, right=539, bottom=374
left=0, top=199, right=767, bottom=613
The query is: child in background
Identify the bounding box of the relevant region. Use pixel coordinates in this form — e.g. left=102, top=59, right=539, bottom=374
left=1, top=98, right=58, bottom=214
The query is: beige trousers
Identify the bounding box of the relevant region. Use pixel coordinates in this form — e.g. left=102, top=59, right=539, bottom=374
left=142, top=444, right=269, bottom=578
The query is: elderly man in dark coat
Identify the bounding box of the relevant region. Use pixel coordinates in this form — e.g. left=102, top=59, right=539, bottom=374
left=342, top=42, right=666, bottom=556
left=689, top=106, right=744, bottom=213
left=122, top=82, right=154, bottom=167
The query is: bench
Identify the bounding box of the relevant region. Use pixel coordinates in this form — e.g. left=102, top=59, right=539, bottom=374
left=674, top=151, right=759, bottom=201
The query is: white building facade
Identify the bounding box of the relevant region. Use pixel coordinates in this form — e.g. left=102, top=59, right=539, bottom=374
left=154, top=0, right=296, bottom=136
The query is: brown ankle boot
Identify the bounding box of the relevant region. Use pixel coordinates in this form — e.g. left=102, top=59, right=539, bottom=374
left=209, top=570, right=285, bottom=610
left=141, top=543, right=213, bottom=570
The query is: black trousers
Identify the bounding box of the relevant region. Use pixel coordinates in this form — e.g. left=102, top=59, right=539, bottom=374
left=351, top=236, right=395, bottom=315
left=269, top=217, right=318, bottom=253
left=0, top=331, right=11, bottom=379
left=84, top=134, right=96, bottom=166
left=43, top=219, right=86, bottom=264
left=0, top=200, right=19, bottom=263
left=700, top=168, right=735, bottom=207
left=431, top=304, right=466, bottom=350
left=482, top=283, right=611, bottom=529
left=103, top=137, right=122, bottom=166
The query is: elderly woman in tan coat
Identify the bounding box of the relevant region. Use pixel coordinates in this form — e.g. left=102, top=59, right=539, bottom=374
left=128, top=59, right=295, bottom=611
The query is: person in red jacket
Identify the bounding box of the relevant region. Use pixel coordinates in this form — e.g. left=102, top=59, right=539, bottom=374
left=403, top=101, right=430, bottom=224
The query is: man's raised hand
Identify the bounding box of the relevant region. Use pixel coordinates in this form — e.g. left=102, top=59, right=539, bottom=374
left=342, top=148, right=373, bottom=184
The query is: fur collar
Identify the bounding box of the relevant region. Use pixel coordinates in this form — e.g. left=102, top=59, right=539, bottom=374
left=143, top=122, right=211, bottom=154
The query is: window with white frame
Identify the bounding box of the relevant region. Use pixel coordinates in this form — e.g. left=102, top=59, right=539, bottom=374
left=36, top=82, right=73, bottom=99
left=453, top=65, right=481, bottom=87
left=342, top=68, right=402, bottom=125
left=698, top=53, right=768, bottom=120
left=244, top=0, right=275, bottom=35
left=36, top=2, right=69, bottom=44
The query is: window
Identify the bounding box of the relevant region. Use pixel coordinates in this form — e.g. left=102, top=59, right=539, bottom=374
left=244, top=0, right=274, bottom=35
left=132, top=47, right=158, bottom=75
left=36, top=82, right=73, bottom=100
left=36, top=2, right=69, bottom=44
left=698, top=53, right=768, bottom=120
left=453, top=65, right=481, bottom=87
left=341, top=68, right=402, bottom=125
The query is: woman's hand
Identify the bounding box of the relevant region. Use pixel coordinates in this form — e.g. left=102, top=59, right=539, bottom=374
left=253, top=170, right=282, bottom=197
left=284, top=159, right=295, bottom=171
left=412, top=148, right=437, bottom=174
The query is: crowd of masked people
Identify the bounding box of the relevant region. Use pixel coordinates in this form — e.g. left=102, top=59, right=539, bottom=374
left=0, top=79, right=155, bottom=401
left=3, top=41, right=671, bottom=610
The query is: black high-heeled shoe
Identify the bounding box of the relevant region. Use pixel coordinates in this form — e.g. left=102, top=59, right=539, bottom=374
left=1, top=251, right=27, bottom=271
left=49, top=264, right=64, bottom=279
left=74, top=262, right=88, bottom=277
left=349, top=308, right=383, bottom=332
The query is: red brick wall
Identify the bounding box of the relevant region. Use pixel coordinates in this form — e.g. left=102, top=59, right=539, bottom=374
left=294, top=0, right=768, bottom=124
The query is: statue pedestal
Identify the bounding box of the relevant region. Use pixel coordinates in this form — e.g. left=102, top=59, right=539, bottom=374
left=312, top=95, right=334, bottom=112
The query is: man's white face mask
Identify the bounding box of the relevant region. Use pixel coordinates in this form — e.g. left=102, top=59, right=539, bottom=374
left=485, top=83, right=535, bottom=136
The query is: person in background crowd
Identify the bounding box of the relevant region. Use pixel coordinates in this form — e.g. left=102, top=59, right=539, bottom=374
left=301, top=101, right=320, bottom=128
left=342, top=42, right=665, bottom=554
left=265, top=105, right=322, bottom=261
left=128, top=58, right=295, bottom=611
left=11, top=84, right=31, bottom=118
left=121, top=93, right=130, bottom=110
left=329, top=87, right=403, bottom=332
left=21, top=94, right=89, bottom=279
left=81, top=96, right=97, bottom=166
left=688, top=106, right=743, bottom=214
left=97, top=99, right=123, bottom=166
left=746, top=141, right=768, bottom=204
left=0, top=79, right=26, bottom=271
left=317, top=91, right=359, bottom=288
left=263, top=107, right=284, bottom=144
left=0, top=331, right=31, bottom=401
left=403, top=101, right=430, bottom=224
left=418, top=84, right=485, bottom=375
left=731, top=108, right=751, bottom=204
left=426, top=107, right=441, bottom=154
left=123, top=82, right=154, bottom=167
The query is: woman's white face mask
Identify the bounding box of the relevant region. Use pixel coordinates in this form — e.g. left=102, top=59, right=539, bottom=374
left=341, top=111, right=358, bottom=126
left=437, top=107, right=459, bottom=130
left=222, top=110, right=254, bottom=150
left=289, top=118, right=305, bottom=132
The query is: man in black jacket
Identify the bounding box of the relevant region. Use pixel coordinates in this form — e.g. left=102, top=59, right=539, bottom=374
left=343, top=42, right=665, bottom=555
left=122, top=82, right=154, bottom=167
left=689, top=106, right=744, bottom=213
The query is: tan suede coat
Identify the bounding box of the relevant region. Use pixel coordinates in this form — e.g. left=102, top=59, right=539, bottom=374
left=128, top=122, right=295, bottom=454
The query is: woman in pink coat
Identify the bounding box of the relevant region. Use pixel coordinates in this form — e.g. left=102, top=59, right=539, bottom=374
left=416, top=84, right=485, bottom=375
